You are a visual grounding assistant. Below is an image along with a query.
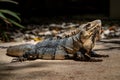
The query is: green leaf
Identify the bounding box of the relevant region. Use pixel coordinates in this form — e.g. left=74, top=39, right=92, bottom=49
left=0, top=0, right=18, bottom=4
left=0, top=12, right=7, bottom=19
left=8, top=19, right=25, bottom=28
left=0, top=12, right=11, bottom=24
left=0, top=9, right=21, bottom=21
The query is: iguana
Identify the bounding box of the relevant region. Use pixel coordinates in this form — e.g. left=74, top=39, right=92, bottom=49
left=6, top=20, right=108, bottom=62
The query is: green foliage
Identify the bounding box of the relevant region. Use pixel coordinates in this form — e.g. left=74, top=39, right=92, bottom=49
left=0, top=9, right=21, bottom=21
left=0, top=0, right=24, bottom=28
left=0, top=0, right=18, bottom=4
left=0, top=0, right=24, bottom=42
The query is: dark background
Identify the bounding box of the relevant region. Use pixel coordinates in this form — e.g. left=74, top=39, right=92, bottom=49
left=0, top=0, right=110, bottom=23
left=17, top=0, right=109, bottom=17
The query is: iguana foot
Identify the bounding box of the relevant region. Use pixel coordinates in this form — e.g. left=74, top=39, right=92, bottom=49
left=74, top=53, right=103, bottom=62
left=89, top=58, right=103, bottom=62
left=83, top=54, right=103, bottom=62
left=11, top=57, right=27, bottom=63
left=90, top=51, right=109, bottom=57
left=91, top=53, right=109, bottom=58
left=75, top=57, right=103, bottom=62
left=74, top=54, right=90, bottom=61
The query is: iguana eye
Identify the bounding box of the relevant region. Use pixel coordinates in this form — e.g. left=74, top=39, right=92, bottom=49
left=85, top=23, right=91, bottom=30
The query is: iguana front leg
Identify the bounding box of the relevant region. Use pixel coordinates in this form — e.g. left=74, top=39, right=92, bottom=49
left=85, top=50, right=104, bottom=62
left=74, top=50, right=103, bottom=62
left=73, top=51, right=87, bottom=61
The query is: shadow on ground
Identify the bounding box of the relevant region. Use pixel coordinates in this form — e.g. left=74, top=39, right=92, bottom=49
left=0, top=38, right=120, bottom=80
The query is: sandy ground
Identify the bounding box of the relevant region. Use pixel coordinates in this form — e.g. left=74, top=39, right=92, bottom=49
left=0, top=38, right=120, bottom=80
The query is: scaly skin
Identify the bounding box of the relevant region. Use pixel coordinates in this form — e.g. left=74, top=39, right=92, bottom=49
left=6, top=20, right=108, bottom=62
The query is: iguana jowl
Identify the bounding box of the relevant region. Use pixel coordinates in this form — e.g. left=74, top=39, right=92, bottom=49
left=6, top=20, right=108, bottom=62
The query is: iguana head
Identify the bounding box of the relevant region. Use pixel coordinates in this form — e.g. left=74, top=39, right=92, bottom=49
left=80, top=20, right=102, bottom=43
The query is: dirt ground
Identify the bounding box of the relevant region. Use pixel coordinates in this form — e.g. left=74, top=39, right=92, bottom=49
left=0, top=38, right=120, bottom=80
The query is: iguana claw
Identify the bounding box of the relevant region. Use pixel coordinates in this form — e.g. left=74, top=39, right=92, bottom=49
left=11, top=57, right=27, bottom=63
